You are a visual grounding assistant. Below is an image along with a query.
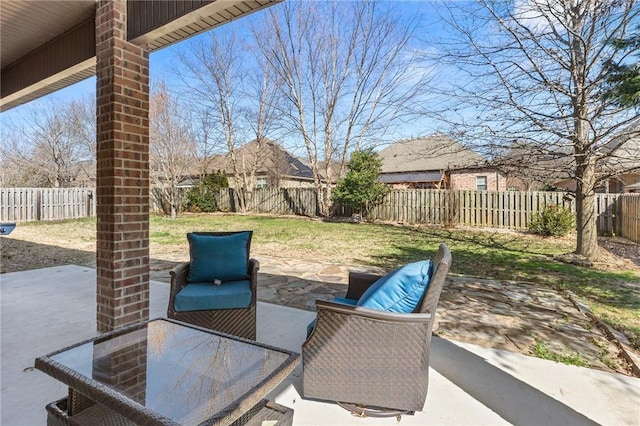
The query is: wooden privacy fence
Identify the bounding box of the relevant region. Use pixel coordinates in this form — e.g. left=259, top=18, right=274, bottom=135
left=213, top=187, right=319, bottom=216
left=212, top=188, right=624, bottom=235
left=620, top=194, right=640, bottom=243
left=149, top=187, right=319, bottom=217
left=368, top=189, right=622, bottom=235
left=0, top=188, right=95, bottom=222
left=2, top=186, right=637, bottom=242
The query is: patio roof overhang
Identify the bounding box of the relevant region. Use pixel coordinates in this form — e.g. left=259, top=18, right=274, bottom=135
left=1, top=0, right=278, bottom=111
left=1, top=0, right=281, bottom=332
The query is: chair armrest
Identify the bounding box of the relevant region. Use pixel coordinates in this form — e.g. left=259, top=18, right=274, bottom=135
left=167, top=262, right=189, bottom=316
left=304, top=300, right=432, bottom=354
left=248, top=258, right=260, bottom=294
left=302, top=300, right=434, bottom=410
left=345, top=272, right=383, bottom=300
left=169, top=262, right=189, bottom=292
left=313, top=300, right=431, bottom=324
left=249, top=258, right=260, bottom=272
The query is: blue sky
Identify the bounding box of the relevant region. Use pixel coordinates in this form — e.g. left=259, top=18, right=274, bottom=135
left=0, top=1, right=463, bottom=151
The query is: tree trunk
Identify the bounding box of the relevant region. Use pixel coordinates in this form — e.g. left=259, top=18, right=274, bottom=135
left=316, top=186, right=329, bottom=217
left=571, top=15, right=598, bottom=261
left=575, top=157, right=598, bottom=259
left=169, top=188, right=177, bottom=219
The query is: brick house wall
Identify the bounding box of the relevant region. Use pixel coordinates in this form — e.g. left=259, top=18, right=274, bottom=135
left=556, top=172, right=640, bottom=193
left=450, top=168, right=507, bottom=191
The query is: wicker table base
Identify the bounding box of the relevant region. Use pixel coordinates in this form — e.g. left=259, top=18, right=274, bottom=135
left=46, top=398, right=133, bottom=426
left=46, top=398, right=294, bottom=426
left=231, top=400, right=293, bottom=426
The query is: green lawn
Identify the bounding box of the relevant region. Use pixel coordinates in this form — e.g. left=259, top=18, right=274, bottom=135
left=17, top=213, right=640, bottom=348
left=150, top=213, right=640, bottom=348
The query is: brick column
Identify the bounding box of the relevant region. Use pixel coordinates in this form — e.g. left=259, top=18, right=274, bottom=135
left=96, top=0, right=150, bottom=332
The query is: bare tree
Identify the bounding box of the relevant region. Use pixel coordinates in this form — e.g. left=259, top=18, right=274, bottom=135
left=240, top=58, right=284, bottom=202
left=187, top=104, right=224, bottom=179
left=149, top=81, right=195, bottom=218
left=424, top=0, right=640, bottom=259
left=0, top=126, right=46, bottom=186
left=176, top=30, right=277, bottom=213
left=2, top=99, right=94, bottom=187
left=253, top=0, right=430, bottom=216
left=68, top=95, right=97, bottom=159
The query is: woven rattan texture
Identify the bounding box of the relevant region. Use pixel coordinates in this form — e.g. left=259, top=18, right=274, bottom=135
left=167, top=234, right=259, bottom=340
left=302, top=244, right=452, bottom=413
left=230, top=400, right=293, bottom=426
left=47, top=397, right=293, bottom=426
left=47, top=398, right=136, bottom=426
left=68, top=389, right=95, bottom=416
left=167, top=304, right=257, bottom=340
left=303, top=309, right=430, bottom=411
left=38, top=318, right=300, bottom=426
left=37, top=360, right=178, bottom=425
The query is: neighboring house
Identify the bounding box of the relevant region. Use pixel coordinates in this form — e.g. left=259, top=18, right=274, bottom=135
left=554, top=130, right=640, bottom=193
left=625, top=182, right=640, bottom=193
left=493, top=143, right=572, bottom=191
left=317, top=159, right=346, bottom=185
left=225, top=140, right=315, bottom=189
left=377, top=135, right=507, bottom=190
left=69, top=160, right=96, bottom=188
left=180, top=140, right=316, bottom=190
left=598, top=131, right=640, bottom=193
left=554, top=173, right=640, bottom=193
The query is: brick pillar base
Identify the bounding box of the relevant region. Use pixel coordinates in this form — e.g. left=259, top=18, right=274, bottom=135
left=96, top=0, right=150, bottom=332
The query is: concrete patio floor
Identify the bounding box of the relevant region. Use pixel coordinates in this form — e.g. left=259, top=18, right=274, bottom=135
left=1, top=265, right=639, bottom=425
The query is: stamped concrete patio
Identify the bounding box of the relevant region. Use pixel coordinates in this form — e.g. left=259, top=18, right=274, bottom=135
left=3, top=265, right=638, bottom=425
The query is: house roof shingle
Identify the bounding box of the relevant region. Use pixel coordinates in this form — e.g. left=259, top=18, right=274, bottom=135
left=379, top=171, right=443, bottom=183
left=197, top=140, right=314, bottom=181
left=378, top=135, right=485, bottom=173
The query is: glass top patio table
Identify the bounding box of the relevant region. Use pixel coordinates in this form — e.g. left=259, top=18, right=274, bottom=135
left=35, top=318, right=300, bottom=426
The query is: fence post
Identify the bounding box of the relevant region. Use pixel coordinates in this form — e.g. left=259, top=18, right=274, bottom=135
left=36, top=189, right=42, bottom=221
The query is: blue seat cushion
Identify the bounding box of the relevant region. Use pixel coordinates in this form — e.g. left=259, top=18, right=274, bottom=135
left=357, top=260, right=432, bottom=313
left=187, top=232, right=251, bottom=283
left=174, top=281, right=252, bottom=312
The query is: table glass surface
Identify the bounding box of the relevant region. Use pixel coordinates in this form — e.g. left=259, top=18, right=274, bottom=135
left=47, top=319, right=291, bottom=425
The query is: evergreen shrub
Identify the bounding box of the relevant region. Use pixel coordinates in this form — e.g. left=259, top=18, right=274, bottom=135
left=186, top=172, right=229, bottom=213
left=528, top=204, right=575, bottom=237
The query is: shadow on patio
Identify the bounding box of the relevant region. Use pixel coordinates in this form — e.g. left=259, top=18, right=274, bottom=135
left=1, top=236, right=636, bottom=377
left=1, top=265, right=639, bottom=425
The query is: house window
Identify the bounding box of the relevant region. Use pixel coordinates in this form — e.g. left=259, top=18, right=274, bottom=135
left=476, top=176, right=488, bottom=191
left=256, top=178, right=268, bottom=189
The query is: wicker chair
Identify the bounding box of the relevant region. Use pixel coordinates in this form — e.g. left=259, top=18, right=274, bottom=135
left=302, top=243, right=452, bottom=417
left=167, top=231, right=259, bottom=340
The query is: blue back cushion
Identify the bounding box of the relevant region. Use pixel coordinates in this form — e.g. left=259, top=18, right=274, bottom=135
left=187, top=232, right=251, bottom=283
left=332, top=297, right=358, bottom=306
left=174, top=281, right=252, bottom=312
left=357, top=260, right=432, bottom=313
